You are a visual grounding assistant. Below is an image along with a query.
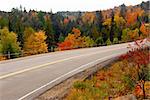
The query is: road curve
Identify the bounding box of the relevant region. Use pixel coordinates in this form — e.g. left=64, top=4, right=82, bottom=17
left=0, top=43, right=130, bottom=100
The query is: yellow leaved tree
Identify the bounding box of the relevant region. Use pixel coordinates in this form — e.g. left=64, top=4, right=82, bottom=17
left=23, top=31, right=48, bottom=55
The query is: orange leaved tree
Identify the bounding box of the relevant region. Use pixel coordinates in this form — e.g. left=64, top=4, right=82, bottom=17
left=140, top=23, right=150, bottom=38
left=57, top=27, right=95, bottom=50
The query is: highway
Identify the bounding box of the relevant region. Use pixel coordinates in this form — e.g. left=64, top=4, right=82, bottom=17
left=0, top=43, right=130, bottom=100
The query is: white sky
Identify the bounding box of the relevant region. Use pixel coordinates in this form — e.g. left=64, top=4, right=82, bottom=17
left=0, top=0, right=148, bottom=13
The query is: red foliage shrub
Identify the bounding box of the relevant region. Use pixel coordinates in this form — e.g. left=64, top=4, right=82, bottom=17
left=57, top=41, right=72, bottom=50
left=119, top=39, right=150, bottom=99
left=119, top=39, right=150, bottom=67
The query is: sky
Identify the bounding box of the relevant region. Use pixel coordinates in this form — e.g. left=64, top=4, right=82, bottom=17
left=0, top=0, right=148, bottom=13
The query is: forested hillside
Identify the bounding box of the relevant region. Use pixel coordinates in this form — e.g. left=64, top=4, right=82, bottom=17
left=0, top=1, right=149, bottom=59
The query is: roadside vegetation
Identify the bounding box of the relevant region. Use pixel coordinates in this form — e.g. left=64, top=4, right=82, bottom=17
left=66, top=40, right=150, bottom=100
left=0, top=1, right=149, bottom=60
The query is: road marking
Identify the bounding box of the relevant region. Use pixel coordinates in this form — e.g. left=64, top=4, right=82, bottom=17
left=17, top=52, right=123, bottom=100
left=0, top=47, right=126, bottom=80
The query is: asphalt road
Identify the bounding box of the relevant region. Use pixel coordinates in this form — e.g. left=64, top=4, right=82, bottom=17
left=0, top=43, right=130, bottom=100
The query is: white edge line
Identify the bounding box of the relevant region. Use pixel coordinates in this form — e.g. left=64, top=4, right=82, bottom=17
left=18, top=52, right=123, bottom=100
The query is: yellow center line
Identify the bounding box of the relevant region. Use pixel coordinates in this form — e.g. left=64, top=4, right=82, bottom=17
left=0, top=54, right=86, bottom=80
left=0, top=47, right=126, bottom=80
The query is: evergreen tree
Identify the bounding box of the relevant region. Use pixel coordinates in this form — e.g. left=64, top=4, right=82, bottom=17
left=110, top=10, right=115, bottom=42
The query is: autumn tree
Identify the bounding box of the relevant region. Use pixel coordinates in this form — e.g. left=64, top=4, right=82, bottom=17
left=58, top=28, right=95, bottom=50
left=128, top=28, right=139, bottom=40
left=125, top=7, right=144, bottom=27
left=83, top=36, right=95, bottom=47
left=114, top=15, right=126, bottom=29
left=103, top=15, right=126, bottom=28
left=122, top=28, right=139, bottom=42
left=0, top=1, right=148, bottom=54
left=81, top=12, right=96, bottom=25
left=103, top=18, right=111, bottom=27
left=63, top=18, right=69, bottom=25
left=140, top=23, right=150, bottom=37
left=114, top=15, right=126, bottom=40
left=23, top=31, right=48, bottom=55
left=66, top=27, right=81, bottom=48
left=0, top=27, right=21, bottom=58
left=103, top=13, right=126, bottom=42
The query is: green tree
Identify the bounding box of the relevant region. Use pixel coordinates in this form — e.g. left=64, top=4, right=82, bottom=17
left=8, top=8, right=24, bottom=47
left=0, top=27, right=21, bottom=58
left=44, top=15, right=55, bottom=51
left=58, top=33, right=65, bottom=42
left=91, top=25, right=101, bottom=40
left=95, top=11, right=103, bottom=32
left=84, top=36, right=95, bottom=47
left=107, top=10, right=115, bottom=42
left=0, top=17, right=9, bottom=28
left=23, top=27, right=35, bottom=42
left=37, top=11, right=45, bottom=29
left=122, top=28, right=130, bottom=42
left=95, top=37, right=104, bottom=45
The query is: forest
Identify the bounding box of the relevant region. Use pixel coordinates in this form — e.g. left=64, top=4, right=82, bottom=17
left=0, top=1, right=149, bottom=59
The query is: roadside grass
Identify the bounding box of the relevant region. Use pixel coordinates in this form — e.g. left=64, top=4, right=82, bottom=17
left=66, top=41, right=150, bottom=100
left=66, top=60, right=138, bottom=100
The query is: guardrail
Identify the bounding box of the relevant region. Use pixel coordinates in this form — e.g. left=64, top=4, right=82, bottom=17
left=0, top=38, right=148, bottom=60
left=0, top=44, right=106, bottom=59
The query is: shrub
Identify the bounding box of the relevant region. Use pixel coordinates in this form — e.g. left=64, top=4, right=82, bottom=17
left=113, top=37, right=119, bottom=44
left=119, top=39, right=150, bottom=99
left=106, top=38, right=112, bottom=45
left=0, top=55, right=6, bottom=61
left=95, top=37, right=104, bottom=45
left=73, top=81, right=91, bottom=90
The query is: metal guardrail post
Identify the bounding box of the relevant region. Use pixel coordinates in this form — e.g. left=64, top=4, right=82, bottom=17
left=21, top=50, right=24, bottom=57
left=51, top=47, right=54, bottom=52
left=8, top=51, right=10, bottom=59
